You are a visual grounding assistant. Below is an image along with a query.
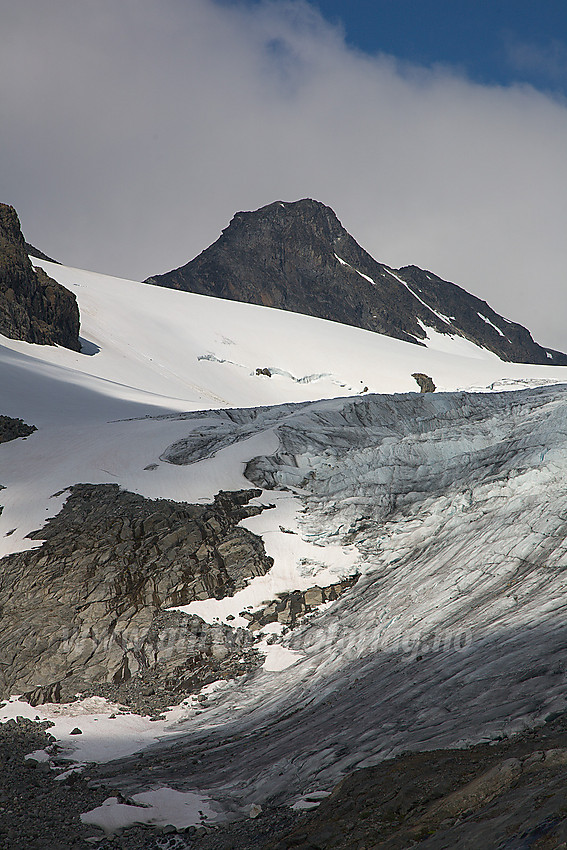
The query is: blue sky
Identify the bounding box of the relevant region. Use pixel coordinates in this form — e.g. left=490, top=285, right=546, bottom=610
left=229, top=0, right=567, bottom=94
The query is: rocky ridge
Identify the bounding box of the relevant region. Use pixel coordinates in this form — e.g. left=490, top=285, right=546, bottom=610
left=241, top=576, right=359, bottom=632
left=146, top=198, right=567, bottom=365
left=0, top=484, right=274, bottom=707
left=24, top=241, right=60, bottom=264
left=0, top=203, right=79, bottom=350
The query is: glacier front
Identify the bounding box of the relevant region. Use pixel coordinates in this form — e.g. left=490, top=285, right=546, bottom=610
left=94, top=384, right=567, bottom=817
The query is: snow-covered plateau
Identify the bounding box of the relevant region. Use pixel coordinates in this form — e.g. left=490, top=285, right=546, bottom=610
left=2, top=260, right=567, bottom=833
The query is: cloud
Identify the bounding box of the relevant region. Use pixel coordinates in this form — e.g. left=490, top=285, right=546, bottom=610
left=1, top=0, right=567, bottom=349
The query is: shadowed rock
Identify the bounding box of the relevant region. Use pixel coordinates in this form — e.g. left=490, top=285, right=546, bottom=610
left=0, top=203, right=79, bottom=350
left=24, top=241, right=59, bottom=264
left=0, top=415, right=36, bottom=444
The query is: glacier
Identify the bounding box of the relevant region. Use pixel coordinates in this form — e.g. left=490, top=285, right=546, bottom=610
left=92, top=384, right=567, bottom=816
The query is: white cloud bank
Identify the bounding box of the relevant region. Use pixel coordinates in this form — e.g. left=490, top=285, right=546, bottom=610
left=1, top=0, right=567, bottom=348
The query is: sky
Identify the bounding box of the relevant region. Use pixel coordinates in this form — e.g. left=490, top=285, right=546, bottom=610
left=1, top=0, right=567, bottom=349
left=304, top=1, right=567, bottom=92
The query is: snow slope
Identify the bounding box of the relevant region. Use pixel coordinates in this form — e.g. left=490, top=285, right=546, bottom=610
left=2, top=260, right=567, bottom=829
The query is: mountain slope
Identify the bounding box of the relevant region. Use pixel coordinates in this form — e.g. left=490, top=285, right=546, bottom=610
left=146, top=198, right=566, bottom=365
left=2, top=261, right=567, bottom=843
left=0, top=204, right=79, bottom=350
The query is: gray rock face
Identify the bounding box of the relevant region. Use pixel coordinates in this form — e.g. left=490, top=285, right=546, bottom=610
left=0, top=484, right=273, bottom=704
left=145, top=198, right=567, bottom=365
left=0, top=203, right=80, bottom=350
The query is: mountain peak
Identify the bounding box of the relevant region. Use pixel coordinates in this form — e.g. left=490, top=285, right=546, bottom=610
left=146, top=199, right=567, bottom=365
left=221, top=198, right=353, bottom=256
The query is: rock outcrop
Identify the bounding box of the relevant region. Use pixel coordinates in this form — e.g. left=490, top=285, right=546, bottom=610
left=145, top=198, right=567, bottom=365
left=411, top=372, right=436, bottom=393
left=0, top=415, right=36, bottom=444
left=0, top=203, right=79, bottom=350
left=241, top=576, right=359, bottom=632
left=0, top=484, right=274, bottom=706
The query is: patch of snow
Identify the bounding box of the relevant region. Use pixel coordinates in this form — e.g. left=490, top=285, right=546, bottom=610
left=291, top=790, right=331, bottom=810
left=477, top=312, right=506, bottom=337
left=0, top=696, right=166, bottom=763
left=334, top=253, right=376, bottom=284
left=172, top=491, right=359, bottom=627
left=261, top=644, right=304, bottom=672
left=385, top=268, right=454, bottom=327
left=81, top=788, right=219, bottom=833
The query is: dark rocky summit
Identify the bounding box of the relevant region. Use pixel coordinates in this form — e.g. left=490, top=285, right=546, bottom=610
left=0, top=484, right=274, bottom=707
left=146, top=198, right=567, bottom=365
left=0, top=203, right=79, bottom=350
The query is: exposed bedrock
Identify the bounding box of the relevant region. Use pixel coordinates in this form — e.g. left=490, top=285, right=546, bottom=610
left=242, top=576, right=359, bottom=632
left=0, top=484, right=273, bottom=706
left=0, top=203, right=80, bottom=350
left=270, top=724, right=567, bottom=850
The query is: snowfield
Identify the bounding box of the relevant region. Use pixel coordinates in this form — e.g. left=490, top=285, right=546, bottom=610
left=2, top=259, right=567, bottom=830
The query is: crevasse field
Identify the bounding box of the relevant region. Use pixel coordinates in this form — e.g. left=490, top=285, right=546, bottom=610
left=2, top=260, right=567, bottom=830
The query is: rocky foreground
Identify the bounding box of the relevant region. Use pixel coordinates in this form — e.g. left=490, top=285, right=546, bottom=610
left=2, top=709, right=567, bottom=849
left=0, top=484, right=276, bottom=708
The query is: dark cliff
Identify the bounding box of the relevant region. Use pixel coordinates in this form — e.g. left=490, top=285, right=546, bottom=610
left=0, top=203, right=79, bottom=350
